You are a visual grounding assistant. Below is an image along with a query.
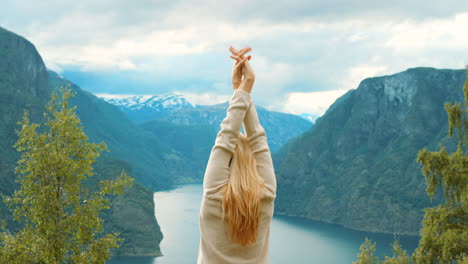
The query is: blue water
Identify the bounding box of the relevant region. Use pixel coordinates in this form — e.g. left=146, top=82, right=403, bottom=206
left=109, top=184, right=419, bottom=264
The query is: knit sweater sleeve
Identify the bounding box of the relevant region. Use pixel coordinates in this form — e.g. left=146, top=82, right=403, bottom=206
left=243, top=97, right=277, bottom=197
left=203, top=89, right=251, bottom=192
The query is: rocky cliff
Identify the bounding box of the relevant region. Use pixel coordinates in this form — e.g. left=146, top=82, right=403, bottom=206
left=273, top=67, right=466, bottom=235
left=0, top=26, right=162, bottom=256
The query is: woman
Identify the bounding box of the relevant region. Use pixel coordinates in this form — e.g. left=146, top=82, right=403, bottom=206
left=197, top=46, right=277, bottom=264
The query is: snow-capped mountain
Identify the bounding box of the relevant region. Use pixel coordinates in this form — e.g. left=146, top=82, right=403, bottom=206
left=100, top=94, right=196, bottom=111
left=95, top=93, right=314, bottom=152
left=299, top=113, right=320, bottom=123
left=97, top=94, right=198, bottom=122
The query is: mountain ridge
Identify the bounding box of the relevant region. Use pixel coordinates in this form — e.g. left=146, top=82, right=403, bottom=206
left=273, top=66, right=466, bottom=236
left=0, top=25, right=163, bottom=256
left=97, top=93, right=314, bottom=152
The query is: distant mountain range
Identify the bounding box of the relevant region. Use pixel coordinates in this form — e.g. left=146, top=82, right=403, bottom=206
left=97, top=94, right=314, bottom=152
left=299, top=113, right=320, bottom=122
left=99, top=94, right=198, bottom=120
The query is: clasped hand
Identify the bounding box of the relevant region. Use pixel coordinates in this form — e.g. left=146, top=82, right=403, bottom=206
left=229, top=45, right=255, bottom=94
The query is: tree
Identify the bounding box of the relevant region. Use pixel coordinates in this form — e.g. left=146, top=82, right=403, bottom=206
left=0, top=85, right=134, bottom=264
left=413, top=66, right=468, bottom=263
left=381, top=240, right=411, bottom=264
left=355, top=66, right=468, bottom=263
left=353, top=238, right=411, bottom=264
left=353, top=238, right=380, bottom=264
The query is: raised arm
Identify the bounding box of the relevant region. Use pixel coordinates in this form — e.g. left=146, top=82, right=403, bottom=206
left=243, top=98, right=277, bottom=196
left=203, top=88, right=251, bottom=192
left=227, top=48, right=276, bottom=196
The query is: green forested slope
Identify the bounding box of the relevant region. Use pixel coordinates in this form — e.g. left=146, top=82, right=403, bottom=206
left=117, top=100, right=313, bottom=152
left=138, top=119, right=217, bottom=184
left=0, top=26, right=52, bottom=232
left=0, top=26, right=162, bottom=256
left=48, top=70, right=174, bottom=190
left=48, top=70, right=217, bottom=186
left=92, top=155, right=163, bottom=256
left=273, top=67, right=465, bottom=235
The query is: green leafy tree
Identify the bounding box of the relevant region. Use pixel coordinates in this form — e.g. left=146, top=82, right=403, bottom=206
left=0, top=85, right=134, bottom=264
left=413, top=66, right=468, bottom=263
left=354, top=238, right=411, bottom=264
left=354, top=238, right=380, bottom=264
left=381, top=240, right=411, bottom=264
left=355, top=66, right=468, bottom=263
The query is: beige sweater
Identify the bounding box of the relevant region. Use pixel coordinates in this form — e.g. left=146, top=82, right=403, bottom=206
left=197, top=89, right=277, bottom=264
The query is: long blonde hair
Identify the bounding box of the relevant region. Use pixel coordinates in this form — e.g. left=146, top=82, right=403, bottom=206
left=220, top=132, right=266, bottom=247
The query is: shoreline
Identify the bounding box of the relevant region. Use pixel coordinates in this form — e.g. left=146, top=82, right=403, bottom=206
left=273, top=211, right=421, bottom=238
left=155, top=183, right=421, bottom=239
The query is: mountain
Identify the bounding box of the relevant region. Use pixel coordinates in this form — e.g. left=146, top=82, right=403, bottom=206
left=299, top=113, right=320, bottom=122
left=138, top=119, right=217, bottom=184
left=0, top=26, right=162, bottom=256
left=99, top=94, right=198, bottom=122
left=48, top=70, right=175, bottom=190
left=0, top=26, right=51, bottom=230
left=49, top=71, right=224, bottom=187
left=99, top=95, right=314, bottom=152
left=159, top=102, right=313, bottom=152
left=91, top=155, right=163, bottom=256
left=273, top=67, right=466, bottom=236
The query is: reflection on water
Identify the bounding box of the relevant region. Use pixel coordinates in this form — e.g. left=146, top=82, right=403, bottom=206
left=109, top=184, right=419, bottom=264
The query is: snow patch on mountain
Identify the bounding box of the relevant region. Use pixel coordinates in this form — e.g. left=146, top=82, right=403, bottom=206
left=96, top=93, right=197, bottom=111
left=299, top=113, right=318, bottom=123
left=95, top=92, right=318, bottom=123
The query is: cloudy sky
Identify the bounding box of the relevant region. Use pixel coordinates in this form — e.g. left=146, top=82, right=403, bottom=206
left=1, top=0, right=467, bottom=116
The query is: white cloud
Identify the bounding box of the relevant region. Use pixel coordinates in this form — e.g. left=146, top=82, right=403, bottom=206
left=345, top=65, right=388, bottom=89
left=283, top=89, right=350, bottom=116
left=1, top=1, right=467, bottom=115
left=348, top=33, right=368, bottom=43
left=386, top=13, right=468, bottom=49
left=35, top=27, right=210, bottom=72
left=172, top=91, right=229, bottom=106
left=117, top=60, right=137, bottom=70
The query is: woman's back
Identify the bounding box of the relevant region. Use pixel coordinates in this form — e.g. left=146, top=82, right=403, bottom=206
left=197, top=88, right=277, bottom=264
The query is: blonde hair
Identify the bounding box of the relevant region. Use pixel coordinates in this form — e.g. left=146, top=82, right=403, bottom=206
left=220, top=132, right=266, bottom=247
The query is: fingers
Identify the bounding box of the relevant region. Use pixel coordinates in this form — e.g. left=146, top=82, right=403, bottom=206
left=242, top=59, right=255, bottom=77
left=243, top=58, right=252, bottom=69
left=230, top=54, right=252, bottom=62
left=237, top=46, right=251, bottom=57
left=235, top=56, right=248, bottom=67
left=230, top=46, right=252, bottom=74
left=229, top=45, right=252, bottom=58
left=229, top=46, right=239, bottom=55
